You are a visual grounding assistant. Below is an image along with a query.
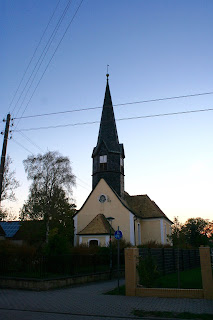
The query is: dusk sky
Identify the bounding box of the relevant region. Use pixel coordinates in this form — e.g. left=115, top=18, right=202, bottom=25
left=1, top=0, right=213, bottom=223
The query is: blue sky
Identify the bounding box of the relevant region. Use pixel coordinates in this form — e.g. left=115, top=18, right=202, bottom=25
left=1, top=0, right=213, bottom=223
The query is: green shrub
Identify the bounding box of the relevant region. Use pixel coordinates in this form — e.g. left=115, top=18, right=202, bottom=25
left=0, top=240, right=36, bottom=257
left=111, top=238, right=132, bottom=250
left=136, top=254, right=159, bottom=287
left=43, top=232, right=71, bottom=256
left=138, top=240, right=172, bottom=248
left=70, top=244, right=101, bottom=255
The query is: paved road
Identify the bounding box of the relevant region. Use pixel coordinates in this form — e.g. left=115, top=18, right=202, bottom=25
left=0, top=280, right=213, bottom=320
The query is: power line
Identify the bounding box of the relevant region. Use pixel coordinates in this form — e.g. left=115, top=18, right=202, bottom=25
left=114, top=91, right=213, bottom=106
left=13, top=106, right=100, bottom=120
left=12, top=107, right=213, bottom=132
left=11, top=138, right=34, bottom=155
left=14, top=120, right=99, bottom=132
left=14, top=0, right=84, bottom=128
left=76, top=177, right=91, bottom=188
left=17, top=131, right=45, bottom=153
left=9, top=0, right=62, bottom=115
left=12, top=90, right=213, bottom=120
left=75, top=180, right=91, bottom=191
left=13, top=0, right=73, bottom=121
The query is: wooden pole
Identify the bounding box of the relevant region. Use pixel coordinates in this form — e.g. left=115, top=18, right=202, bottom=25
left=0, top=114, right=11, bottom=202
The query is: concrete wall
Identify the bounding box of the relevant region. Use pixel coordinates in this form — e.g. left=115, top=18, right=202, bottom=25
left=0, top=270, right=125, bottom=291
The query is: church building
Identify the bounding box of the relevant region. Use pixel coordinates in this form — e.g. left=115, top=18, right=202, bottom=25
left=74, top=75, right=172, bottom=247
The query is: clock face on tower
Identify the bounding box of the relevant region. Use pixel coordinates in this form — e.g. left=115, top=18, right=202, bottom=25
left=98, top=194, right=107, bottom=203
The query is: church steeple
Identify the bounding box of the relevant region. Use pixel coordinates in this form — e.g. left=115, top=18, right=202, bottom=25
left=92, top=75, right=125, bottom=197
left=95, top=76, right=120, bottom=153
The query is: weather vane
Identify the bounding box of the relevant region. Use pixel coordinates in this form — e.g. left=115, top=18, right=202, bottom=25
left=106, top=64, right=109, bottom=79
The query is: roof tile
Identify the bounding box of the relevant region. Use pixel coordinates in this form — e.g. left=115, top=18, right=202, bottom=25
left=78, top=214, right=115, bottom=235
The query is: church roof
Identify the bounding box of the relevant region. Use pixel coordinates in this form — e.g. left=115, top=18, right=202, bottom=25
left=92, top=78, right=123, bottom=157
left=0, top=221, right=20, bottom=238
left=78, top=213, right=115, bottom=235
left=123, top=192, right=172, bottom=223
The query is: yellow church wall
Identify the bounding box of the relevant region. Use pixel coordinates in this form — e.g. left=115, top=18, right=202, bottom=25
left=134, top=220, right=142, bottom=246
left=164, top=220, right=172, bottom=244
left=79, top=235, right=108, bottom=246
left=140, top=218, right=172, bottom=245
left=74, top=179, right=172, bottom=246
left=141, top=219, right=162, bottom=244
left=75, top=179, right=132, bottom=246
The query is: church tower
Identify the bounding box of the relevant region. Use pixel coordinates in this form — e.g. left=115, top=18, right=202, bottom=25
left=92, top=75, right=125, bottom=198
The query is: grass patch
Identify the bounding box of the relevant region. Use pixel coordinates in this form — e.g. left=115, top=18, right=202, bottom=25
left=133, top=310, right=213, bottom=319
left=104, top=285, right=125, bottom=295
left=152, top=267, right=202, bottom=289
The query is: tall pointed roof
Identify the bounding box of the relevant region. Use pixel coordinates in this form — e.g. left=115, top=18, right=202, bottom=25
left=92, top=76, right=120, bottom=156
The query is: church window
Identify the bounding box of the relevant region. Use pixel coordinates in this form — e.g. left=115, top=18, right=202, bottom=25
left=100, top=155, right=107, bottom=171
left=100, top=155, right=107, bottom=163
left=99, top=194, right=107, bottom=203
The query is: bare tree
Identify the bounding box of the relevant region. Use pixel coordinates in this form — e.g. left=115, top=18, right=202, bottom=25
left=1, top=155, right=19, bottom=202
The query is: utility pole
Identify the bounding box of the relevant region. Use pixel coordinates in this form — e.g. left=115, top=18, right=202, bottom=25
left=0, top=113, right=11, bottom=202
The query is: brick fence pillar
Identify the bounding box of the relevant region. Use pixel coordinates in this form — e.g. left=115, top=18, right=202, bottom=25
left=125, top=248, right=139, bottom=296
left=199, top=246, right=213, bottom=299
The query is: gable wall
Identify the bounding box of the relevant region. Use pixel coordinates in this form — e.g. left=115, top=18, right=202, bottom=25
left=164, top=219, right=172, bottom=244
left=76, top=179, right=131, bottom=245
left=140, top=218, right=172, bottom=245
left=141, top=219, right=161, bottom=244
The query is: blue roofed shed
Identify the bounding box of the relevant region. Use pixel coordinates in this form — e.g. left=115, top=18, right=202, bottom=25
left=0, top=221, right=21, bottom=238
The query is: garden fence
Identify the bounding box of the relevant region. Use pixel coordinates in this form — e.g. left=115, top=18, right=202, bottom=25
left=139, top=248, right=200, bottom=275
left=0, top=252, right=125, bottom=279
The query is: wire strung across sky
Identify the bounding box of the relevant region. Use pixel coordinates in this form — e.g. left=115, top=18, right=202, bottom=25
left=11, top=136, right=91, bottom=192
left=12, top=107, right=213, bottom=132
left=9, top=0, right=84, bottom=130
left=11, top=137, right=34, bottom=155
left=17, top=131, right=45, bottom=153
left=9, top=0, right=62, bottom=116
left=12, top=90, right=213, bottom=120
left=12, top=0, right=73, bottom=121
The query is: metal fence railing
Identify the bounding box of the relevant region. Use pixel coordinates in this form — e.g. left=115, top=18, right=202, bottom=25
left=139, top=248, right=200, bottom=275
left=0, top=252, right=125, bottom=279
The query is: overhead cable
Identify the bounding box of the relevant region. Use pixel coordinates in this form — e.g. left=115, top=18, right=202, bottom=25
left=12, top=107, right=213, bottom=132
left=13, top=0, right=73, bottom=121
left=14, top=0, right=84, bottom=127
left=11, top=138, right=34, bottom=155
left=10, top=0, right=62, bottom=115
left=12, top=90, right=213, bottom=120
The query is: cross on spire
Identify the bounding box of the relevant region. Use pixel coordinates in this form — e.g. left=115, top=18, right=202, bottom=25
left=106, top=65, right=109, bottom=80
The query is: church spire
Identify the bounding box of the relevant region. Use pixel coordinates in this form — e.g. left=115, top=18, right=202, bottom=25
left=92, top=75, right=125, bottom=198
left=94, top=74, right=120, bottom=154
